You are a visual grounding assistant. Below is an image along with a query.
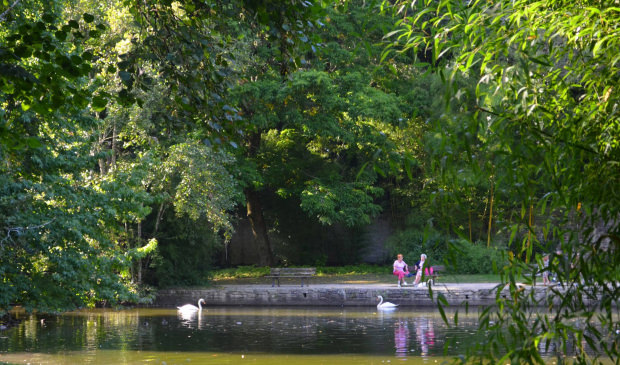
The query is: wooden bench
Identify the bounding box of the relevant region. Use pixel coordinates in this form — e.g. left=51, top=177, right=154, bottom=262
left=425, top=265, right=444, bottom=285
left=265, top=267, right=316, bottom=287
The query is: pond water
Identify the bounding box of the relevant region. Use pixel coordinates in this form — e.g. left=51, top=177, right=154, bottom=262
left=0, top=306, right=590, bottom=364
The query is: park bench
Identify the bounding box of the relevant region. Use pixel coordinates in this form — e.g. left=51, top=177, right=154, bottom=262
left=266, top=267, right=316, bottom=287
left=425, top=265, right=445, bottom=285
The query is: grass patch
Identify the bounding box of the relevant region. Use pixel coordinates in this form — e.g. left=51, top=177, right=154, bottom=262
left=210, top=265, right=503, bottom=285
left=211, top=264, right=390, bottom=280
left=316, top=264, right=391, bottom=275
left=211, top=266, right=271, bottom=280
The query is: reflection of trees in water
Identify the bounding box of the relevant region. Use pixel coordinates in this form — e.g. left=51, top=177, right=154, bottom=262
left=9, top=308, right=607, bottom=359
left=535, top=318, right=603, bottom=359
left=0, top=309, right=487, bottom=357
left=4, top=311, right=151, bottom=353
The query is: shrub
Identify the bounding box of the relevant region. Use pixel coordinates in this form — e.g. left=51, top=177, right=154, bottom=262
left=146, top=214, right=223, bottom=287
left=385, top=227, right=448, bottom=267
left=446, top=239, right=507, bottom=274
left=386, top=229, right=507, bottom=274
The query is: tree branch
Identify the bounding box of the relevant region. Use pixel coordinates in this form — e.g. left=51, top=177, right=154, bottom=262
left=1, top=219, right=55, bottom=246
left=0, top=0, right=21, bottom=23
left=476, top=106, right=598, bottom=155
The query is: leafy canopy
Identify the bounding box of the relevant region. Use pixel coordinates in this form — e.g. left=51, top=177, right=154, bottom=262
left=384, top=0, right=619, bottom=362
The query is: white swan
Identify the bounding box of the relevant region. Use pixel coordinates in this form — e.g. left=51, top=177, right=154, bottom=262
left=377, top=295, right=398, bottom=309
left=177, top=298, right=205, bottom=312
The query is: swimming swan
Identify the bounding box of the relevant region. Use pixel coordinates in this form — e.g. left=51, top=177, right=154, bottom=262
left=377, top=295, right=398, bottom=309
left=177, top=298, right=205, bottom=312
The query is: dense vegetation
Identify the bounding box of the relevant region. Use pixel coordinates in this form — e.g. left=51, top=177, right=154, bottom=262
left=1, top=0, right=618, bottom=363
left=384, top=0, right=620, bottom=363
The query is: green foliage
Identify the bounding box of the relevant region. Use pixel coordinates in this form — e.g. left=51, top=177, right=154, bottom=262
left=155, top=142, right=241, bottom=240
left=147, top=214, right=224, bottom=288
left=384, top=229, right=507, bottom=274
left=0, top=135, right=151, bottom=313
left=0, top=0, right=249, bottom=313
left=224, top=1, right=419, bottom=266
left=0, top=2, right=153, bottom=313
left=0, top=7, right=103, bottom=149
left=445, top=239, right=507, bottom=275
left=300, top=181, right=383, bottom=226
left=384, top=0, right=620, bottom=362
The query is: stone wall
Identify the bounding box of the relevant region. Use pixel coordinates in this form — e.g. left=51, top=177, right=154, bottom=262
left=226, top=216, right=392, bottom=266
left=153, top=285, right=579, bottom=308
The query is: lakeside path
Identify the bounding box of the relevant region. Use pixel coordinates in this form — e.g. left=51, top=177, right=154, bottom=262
left=154, top=282, right=555, bottom=307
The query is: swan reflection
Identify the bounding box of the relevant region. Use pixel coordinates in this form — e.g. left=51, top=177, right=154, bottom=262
left=177, top=309, right=205, bottom=329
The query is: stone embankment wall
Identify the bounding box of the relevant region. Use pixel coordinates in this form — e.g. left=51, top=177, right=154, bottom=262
left=153, top=285, right=567, bottom=307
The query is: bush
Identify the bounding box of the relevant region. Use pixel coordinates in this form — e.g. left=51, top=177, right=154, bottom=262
left=385, top=227, right=448, bottom=267
left=145, top=214, right=223, bottom=288
left=386, top=228, right=507, bottom=274
left=446, top=239, right=507, bottom=274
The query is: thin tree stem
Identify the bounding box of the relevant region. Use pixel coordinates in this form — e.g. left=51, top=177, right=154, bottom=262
left=0, top=0, right=20, bottom=23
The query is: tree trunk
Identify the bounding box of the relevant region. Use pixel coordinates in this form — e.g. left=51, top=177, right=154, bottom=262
left=526, top=203, right=533, bottom=263
left=243, top=131, right=274, bottom=266
left=245, top=188, right=274, bottom=266
left=110, top=121, right=117, bottom=170
left=487, top=178, right=494, bottom=247
left=153, top=201, right=166, bottom=236
left=468, top=210, right=472, bottom=242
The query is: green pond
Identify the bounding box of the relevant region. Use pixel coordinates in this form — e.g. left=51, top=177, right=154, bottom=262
left=0, top=306, right=586, bottom=364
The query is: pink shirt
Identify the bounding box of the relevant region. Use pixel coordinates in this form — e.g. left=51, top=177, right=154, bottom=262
left=393, top=260, right=408, bottom=272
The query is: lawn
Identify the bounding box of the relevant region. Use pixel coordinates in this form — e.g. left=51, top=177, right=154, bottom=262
left=210, top=266, right=501, bottom=285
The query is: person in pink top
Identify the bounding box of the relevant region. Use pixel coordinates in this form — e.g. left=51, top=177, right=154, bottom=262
left=393, top=254, right=411, bottom=287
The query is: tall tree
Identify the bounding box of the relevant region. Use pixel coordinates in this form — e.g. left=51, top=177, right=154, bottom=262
left=81, top=0, right=244, bottom=281
left=236, top=1, right=333, bottom=266
left=112, top=0, right=335, bottom=267
left=226, top=1, right=419, bottom=266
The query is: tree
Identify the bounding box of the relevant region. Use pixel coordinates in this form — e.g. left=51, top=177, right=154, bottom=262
left=384, top=0, right=619, bottom=362
left=224, top=1, right=423, bottom=266
left=106, top=0, right=336, bottom=267
left=74, top=0, right=245, bottom=283
left=0, top=0, right=245, bottom=311
left=0, top=1, right=154, bottom=312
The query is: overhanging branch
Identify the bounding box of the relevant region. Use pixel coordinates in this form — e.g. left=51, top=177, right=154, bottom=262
left=0, top=0, right=21, bottom=23
left=1, top=219, right=55, bottom=246
left=475, top=106, right=598, bottom=155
